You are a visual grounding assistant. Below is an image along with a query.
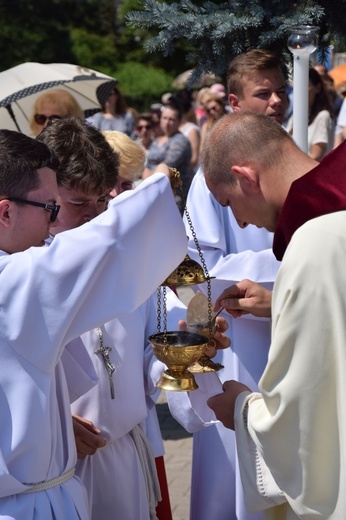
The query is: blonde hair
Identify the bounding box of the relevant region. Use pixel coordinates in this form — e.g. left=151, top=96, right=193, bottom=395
left=30, top=89, right=84, bottom=136
left=102, top=131, right=145, bottom=181
left=195, top=87, right=211, bottom=109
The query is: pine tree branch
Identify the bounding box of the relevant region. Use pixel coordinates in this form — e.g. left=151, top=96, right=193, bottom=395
left=126, top=0, right=346, bottom=82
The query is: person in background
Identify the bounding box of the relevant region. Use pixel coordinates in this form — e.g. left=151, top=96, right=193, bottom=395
left=209, top=82, right=227, bottom=102
left=335, top=96, right=346, bottom=147
left=313, top=63, right=328, bottom=76
left=86, top=80, right=135, bottom=136
left=199, top=92, right=228, bottom=155
left=170, top=89, right=201, bottom=172
left=29, top=89, right=84, bottom=136
left=205, top=111, right=346, bottom=520
left=286, top=67, right=335, bottom=160
left=149, top=105, right=164, bottom=139
left=104, top=130, right=145, bottom=192
left=193, top=87, right=210, bottom=127
left=143, top=100, right=191, bottom=211
left=313, top=63, right=344, bottom=119
left=132, top=112, right=155, bottom=153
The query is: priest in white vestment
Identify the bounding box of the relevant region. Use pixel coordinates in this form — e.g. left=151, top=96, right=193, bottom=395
left=204, top=112, right=346, bottom=519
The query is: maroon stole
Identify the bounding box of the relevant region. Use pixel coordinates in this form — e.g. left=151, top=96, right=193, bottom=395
left=273, top=142, right=346, bottom=261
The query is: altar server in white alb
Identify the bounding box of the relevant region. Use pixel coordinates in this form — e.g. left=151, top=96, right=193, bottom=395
left=205, top=111, right=346, bottom=519
left=0, top=128, right=187, bottom=520
left=167, top=49, right=285, bottom=520
left=38, top=122, right=231, bottom=520
left=40, top=122, right=180, bottom=520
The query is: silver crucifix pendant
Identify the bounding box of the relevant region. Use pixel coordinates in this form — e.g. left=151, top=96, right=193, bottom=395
left=95, top=328, right=116, bottom=399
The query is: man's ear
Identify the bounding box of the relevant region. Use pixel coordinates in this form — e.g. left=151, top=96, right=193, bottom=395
left=228, top=94, right=241, bottom=112
left=0, top=199, right=13, bottom=229
left=231, top=165, right=260, bottom=193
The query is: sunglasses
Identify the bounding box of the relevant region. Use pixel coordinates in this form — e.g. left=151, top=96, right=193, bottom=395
left=34, top=114, right=62, bottom=125
left=206, top=105, right=219, bottom=114
left=4, top=197, right=61, bottom=222
left=136, top=125, right=152, bottom=131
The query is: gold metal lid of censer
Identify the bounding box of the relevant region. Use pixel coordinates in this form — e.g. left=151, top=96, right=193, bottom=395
left=162, top=255, right=214, bottom=287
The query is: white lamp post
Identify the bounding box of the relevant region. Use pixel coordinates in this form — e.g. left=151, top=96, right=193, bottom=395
left=287, top=25, right=319, bottom=153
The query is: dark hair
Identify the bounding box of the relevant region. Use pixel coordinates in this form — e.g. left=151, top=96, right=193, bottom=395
left=136, top=112, right=153, bottom=126
left=309, top=67, right=335, bottom=123
left=169, top=90, right=193, bottom=114
left=0, top=129, right=58, bottom=198
left=162, top=99, right=183, bottom=120
left=227, top=49, right=286, bottom=97
left=96, top=81, right=127, bottom=115
left=112, top=87, right=128, bottom=115
left=37, top=116, right=119, bottom=195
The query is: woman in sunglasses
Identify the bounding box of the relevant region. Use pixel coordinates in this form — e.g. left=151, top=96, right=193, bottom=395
left=29, top=89, right=84, bottom=136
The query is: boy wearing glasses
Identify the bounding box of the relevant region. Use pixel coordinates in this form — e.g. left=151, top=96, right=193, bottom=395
left=0, top=126, right=186, bottom=520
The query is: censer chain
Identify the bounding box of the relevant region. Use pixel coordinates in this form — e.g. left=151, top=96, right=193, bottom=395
left=172, top=168, right=214, bottom=339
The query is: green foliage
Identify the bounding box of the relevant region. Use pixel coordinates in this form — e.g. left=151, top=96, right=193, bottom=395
left=114, top=61, right=174, bottom=110
left=70, top=28, right=119, bottom=74
left=117, top=0, right=195, bottom=76
left=2, top=0, right=345, bottom=108
left=127, top=0, right=346, bottom=82
left=0, top=0, right=77, bottom=68
left=0, top=0, right=118, bottom=70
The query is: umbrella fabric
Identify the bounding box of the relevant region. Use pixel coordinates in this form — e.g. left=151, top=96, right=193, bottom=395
left=0, top=62, right=117, bottom=135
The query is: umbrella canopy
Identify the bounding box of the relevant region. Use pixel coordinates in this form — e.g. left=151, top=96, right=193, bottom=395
left=0, top=62, right=117, bottom=135
left=328, top=63, right=346, bottom=89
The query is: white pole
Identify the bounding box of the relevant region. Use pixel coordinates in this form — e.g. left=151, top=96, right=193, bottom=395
left=288, top=26, right=319, bottom=154
left=292, top=54, right=310, bottom=153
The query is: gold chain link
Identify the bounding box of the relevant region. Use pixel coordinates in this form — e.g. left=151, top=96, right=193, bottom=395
left=171, top=168, right=214, bottom=338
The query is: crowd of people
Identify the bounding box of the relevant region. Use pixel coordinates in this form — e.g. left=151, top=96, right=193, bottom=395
left=1, top=47, right=346, bottom=520
left=27, top=61, right=346, bottom=198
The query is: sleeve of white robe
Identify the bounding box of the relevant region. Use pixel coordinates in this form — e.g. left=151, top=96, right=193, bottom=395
left=61, top=337, right=99, bottom=403
left=0, top=173, right=187, bottom=370
left=234, top=212, right=346, bottom=519
left=166, top=372, right=223, bottom=432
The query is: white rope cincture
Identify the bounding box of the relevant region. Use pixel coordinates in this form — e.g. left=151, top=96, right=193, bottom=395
left=130, top=424, right=162, bottom=520
left=20, top=468, right=75, bottom=494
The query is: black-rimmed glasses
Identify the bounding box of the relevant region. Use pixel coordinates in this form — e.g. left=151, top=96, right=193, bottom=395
left=3, top=197, right=61, bottom=222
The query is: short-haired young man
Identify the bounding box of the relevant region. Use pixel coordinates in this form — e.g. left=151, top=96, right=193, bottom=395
left=170, top=50, right=288, bottom=520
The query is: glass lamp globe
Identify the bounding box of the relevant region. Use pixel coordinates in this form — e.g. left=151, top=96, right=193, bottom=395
left=287, top=25, right=319, bottom=57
